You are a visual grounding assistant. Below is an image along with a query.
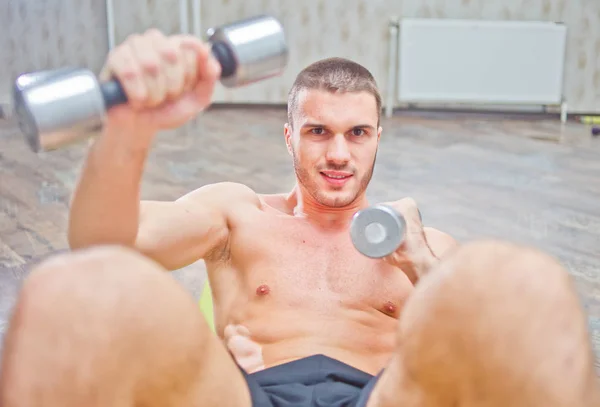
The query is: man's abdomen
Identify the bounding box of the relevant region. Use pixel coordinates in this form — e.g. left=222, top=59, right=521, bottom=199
left=226, top=303, right=398, bottom=376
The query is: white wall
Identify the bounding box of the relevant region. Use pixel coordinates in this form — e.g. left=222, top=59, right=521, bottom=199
left=2, top=0, right=600, bottom=113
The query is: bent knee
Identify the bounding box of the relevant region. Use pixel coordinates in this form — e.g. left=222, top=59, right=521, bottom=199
left=17, top=245, right=193, bottom=323
left=24, top=245, right=166, bottom=292
left=430, top=239, right=575, bottom=298
left=11, top=246, right=210, bottom=352
left=29, top=245, right=164, bottom=279
left=400, top=240, right=595, bottom=397
left=415, top=239, right=583, bottom=326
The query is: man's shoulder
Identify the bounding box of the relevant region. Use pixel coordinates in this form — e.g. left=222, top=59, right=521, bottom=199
left=202, top=181, right=258, bottom=197
left=179, top=182, right=261, bottom=208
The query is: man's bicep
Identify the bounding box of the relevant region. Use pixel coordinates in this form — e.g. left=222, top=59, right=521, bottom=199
left=424, top=227, right=459, bottom=259
left=136, top=182, right=259, bottom=270
left=135, top=199, right=228, bottom=270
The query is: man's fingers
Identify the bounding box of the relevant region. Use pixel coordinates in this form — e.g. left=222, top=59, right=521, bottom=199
left=171, top=35, right=199, bottom=91
left=392, top=197, right=422, bottom=226
left=101, top=43, right=148, bottom=106
left=129, top=30, right=167, bottom=108
left=153, top=33, right=186, bottom=100
left=235, top=324, right=251, bottom=337
left=180, top=37, right=221, bottom=83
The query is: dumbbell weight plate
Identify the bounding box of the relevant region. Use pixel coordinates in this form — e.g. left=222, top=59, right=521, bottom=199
left=13, top=15, right=288, bottom=153
left=14, top=68, right=106, bottom=152
left=350, top=204, right=407, bottom=259
left=207, top=14, right=288, bottom=88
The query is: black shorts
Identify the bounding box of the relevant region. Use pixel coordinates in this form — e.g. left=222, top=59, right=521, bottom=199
left=240, top=354, right=382, bottom=407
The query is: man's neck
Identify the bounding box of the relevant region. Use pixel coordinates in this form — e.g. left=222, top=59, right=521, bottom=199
left=285, top=185, right=369, bottom=230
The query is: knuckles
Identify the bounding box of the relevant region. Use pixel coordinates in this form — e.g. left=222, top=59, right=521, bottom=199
left=391, top=197, right=419, bottom=215
left=389, top=197, right=422, bottom=225
left=139, top=56, right=161, bottom=74
left=398, top=196, right=418, bottom=209
left=107, top=30, right=203, bottom=76
left=101, top=30, right=214, bottom=111
left=143, top=28, right=164, bottom=40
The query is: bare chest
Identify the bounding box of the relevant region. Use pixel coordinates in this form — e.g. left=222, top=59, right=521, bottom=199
left=228, top=214, right=415, bottom=318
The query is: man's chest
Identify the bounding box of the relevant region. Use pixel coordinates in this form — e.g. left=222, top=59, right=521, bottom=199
left=228, top=215, right=415, bottom=317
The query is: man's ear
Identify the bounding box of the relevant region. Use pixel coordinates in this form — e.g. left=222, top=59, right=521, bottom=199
left=377, top=126, right=382, bottom=142
left=284, top=123, right=293, bottom=156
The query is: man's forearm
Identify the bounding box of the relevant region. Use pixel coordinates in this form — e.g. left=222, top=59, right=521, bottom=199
left=68, top=124, right=155, bottom=249
left=416, top=230, right=460, bottom=280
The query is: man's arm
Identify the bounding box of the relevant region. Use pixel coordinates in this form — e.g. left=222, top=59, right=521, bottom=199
left=68, top=122, right=260, bottom=271
left=135, top=182, right=260, bottom=270
left=424, top=227, right=459, bottom=260
left=395, top=227, right=458, bottom=284
left=383, top=224, right=459, bottom=285
left=68, top=27, right=236, bottom=269
left=67, top=122, right=153, bottom=252
left=384, top=198, right=460, bottom=283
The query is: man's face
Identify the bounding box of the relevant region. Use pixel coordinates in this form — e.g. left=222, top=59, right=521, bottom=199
left=285, top=89, right=381, bottom=208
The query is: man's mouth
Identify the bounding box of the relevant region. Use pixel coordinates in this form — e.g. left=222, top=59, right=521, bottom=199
left=320, top=171, right=353, bottom=186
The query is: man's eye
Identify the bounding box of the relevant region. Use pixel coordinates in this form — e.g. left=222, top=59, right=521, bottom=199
left=311, top=128, right=324, bottom=135
left=352, top=128, right=365, bottom=136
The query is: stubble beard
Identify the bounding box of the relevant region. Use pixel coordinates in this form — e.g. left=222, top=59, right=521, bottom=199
left=291, top=148, right=377, bottom=208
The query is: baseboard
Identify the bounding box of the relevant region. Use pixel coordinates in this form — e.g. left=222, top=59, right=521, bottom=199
left=206, top=102, right=599, bottom=122
left=390, top=105, right=560, bottom=120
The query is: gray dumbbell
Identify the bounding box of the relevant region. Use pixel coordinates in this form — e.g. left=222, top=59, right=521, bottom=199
left=13, top=14, right=288, bottom=153
left=350, top=204, right=422, bottom=259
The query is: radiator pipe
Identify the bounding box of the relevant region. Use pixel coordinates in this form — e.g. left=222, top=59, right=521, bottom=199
left=105, top=0, right=116, bottom=50
left=192, top=0, right=202, bottom=39
left=385, top=17, right=400, bottom=119
left=179, top=0, right=189, bottom=34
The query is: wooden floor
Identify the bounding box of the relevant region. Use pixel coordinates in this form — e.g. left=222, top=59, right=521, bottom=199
left=1, top=106, right=600, bottom=371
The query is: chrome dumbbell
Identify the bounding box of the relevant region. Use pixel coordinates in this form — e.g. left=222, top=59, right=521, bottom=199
left=13, top=14, right=288, bottom=152
left=350, top=204, right=422, bottom=258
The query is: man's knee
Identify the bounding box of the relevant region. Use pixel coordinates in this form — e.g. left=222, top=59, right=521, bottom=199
left=25, top=245, right=167, bottom=287
left=402, top=239, right=589, bottom=355
left=437, top=240, right=587, bottom=337
left=1, top=246, right=218, bottom=406
left=396, top=240, right=598, bottom=406
left=15, top=246, right=172, bottom=317
left=8, top=245, right=208, bottom=348
left=416, top=239, right=580, bottom=312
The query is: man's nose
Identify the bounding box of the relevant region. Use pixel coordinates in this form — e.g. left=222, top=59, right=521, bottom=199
left=326, top=134, right=351, bottom=165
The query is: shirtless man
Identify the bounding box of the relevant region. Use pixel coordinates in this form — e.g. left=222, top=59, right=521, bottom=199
left=1, top=30, right=598, bottom=407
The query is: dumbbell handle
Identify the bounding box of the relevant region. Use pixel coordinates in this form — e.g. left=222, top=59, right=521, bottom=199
left=100, top=42, right=237, bottom=110
left=100, top=80, right=128, bottom=108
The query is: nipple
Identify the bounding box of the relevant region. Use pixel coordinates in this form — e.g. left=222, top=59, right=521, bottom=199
left=256, top=284, right=270, bottom=296
left=383, top=301, right=397, bottom=316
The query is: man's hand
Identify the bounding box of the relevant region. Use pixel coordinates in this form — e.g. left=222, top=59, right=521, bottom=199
left=382, top=198, right=457, bottom=284
left=224, top=324, right=265, bottom=374
left=100, top=30, right=221, bottom=137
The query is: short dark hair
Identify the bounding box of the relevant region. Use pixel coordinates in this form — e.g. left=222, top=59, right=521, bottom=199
left=287, top=57, right=382, bottom=127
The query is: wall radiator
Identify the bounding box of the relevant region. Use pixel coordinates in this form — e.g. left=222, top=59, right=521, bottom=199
left=385, top=18, right=568, bottom=121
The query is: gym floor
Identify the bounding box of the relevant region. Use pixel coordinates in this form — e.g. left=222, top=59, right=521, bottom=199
left=1, top=107, right=600, bottom=372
